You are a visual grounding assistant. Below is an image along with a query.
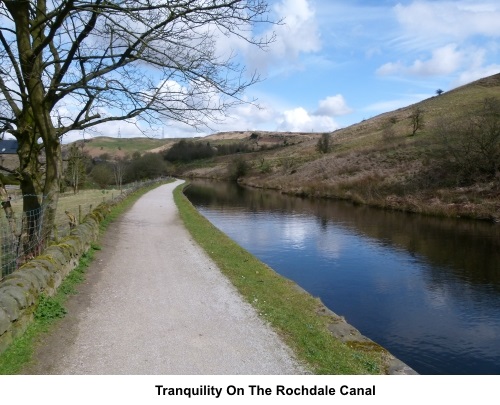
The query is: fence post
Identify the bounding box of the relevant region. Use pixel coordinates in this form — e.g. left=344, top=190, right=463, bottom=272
left=0, top=183, right=17, bottom=239
left=53, top=224, right=58, bottom=244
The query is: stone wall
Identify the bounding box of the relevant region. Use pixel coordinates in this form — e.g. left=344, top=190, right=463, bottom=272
left=0, top=202, right=112, bottom=355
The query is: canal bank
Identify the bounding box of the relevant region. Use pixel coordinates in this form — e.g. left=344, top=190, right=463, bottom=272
left=20, top=180, right=415, bottom=374
left=183, top=179, right=500, bottom=375
left=22, top=181, right=305, bottom=374
left=175, top=183, right=417, bottom=375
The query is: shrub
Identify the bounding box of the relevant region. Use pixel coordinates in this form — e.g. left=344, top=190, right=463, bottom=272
left=433, top=97, right=500, bottom=182
left=409, top=108, right=424, bottom=136
left=317, top=133, right=333, bottom=153
left=164, top=140, right=215, bottom=162
left=125, top=153, right=170, bottom=182
left=90, top=163, right=114, bottom=188
left=228, top=157, right=249, bottom=181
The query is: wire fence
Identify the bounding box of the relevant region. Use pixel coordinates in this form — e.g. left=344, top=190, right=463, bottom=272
left=0, top=179, right=168, bottom=280
left=0, top=196, right=48, bottom=276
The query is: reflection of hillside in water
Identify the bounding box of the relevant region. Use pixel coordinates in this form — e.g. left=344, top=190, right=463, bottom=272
left=186, top=179, right=500, bottom=291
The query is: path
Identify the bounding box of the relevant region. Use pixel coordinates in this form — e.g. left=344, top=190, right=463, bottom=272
left=24, top=180, right=305, bottom=374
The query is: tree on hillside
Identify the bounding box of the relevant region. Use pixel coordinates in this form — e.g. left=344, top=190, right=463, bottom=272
left=65, top=142, right=89, bottom=194
left=0, top=0, right=274, bottom=248
left=165, top=139, right=215, bottom=162
left=316, top=133, right=333, bottom=153
left=90, top=162, right=114, bottom=189
left=113, top=157, right=127, bottom=193
left=410, top=108, right=424, bottom=136
left=125, top=153, right=169, bottom=182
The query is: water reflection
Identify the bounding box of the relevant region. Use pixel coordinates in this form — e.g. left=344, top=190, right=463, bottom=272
left=184, top=180, right=500, bottom=375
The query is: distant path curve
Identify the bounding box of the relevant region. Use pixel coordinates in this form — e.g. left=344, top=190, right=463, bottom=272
left=25, top=180, right=305, bottom=374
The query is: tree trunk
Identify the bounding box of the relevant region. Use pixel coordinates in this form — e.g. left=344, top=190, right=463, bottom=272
left=16, top=133, right=43, bottom=259
left=6, top=0, right=61, bottom=249
left=41, top=136, right=62, bottom=244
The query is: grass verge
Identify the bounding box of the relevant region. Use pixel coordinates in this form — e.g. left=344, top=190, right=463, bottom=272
left=0, top=180, right=170, bottom=374
left=174, top=183, right=385, bottom=374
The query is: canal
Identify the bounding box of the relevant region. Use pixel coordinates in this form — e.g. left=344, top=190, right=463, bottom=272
left=184, top=179, right=500, bottom=375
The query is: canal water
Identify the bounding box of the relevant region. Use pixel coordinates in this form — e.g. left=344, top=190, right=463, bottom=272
left=184, top=180, right=500, bottom=375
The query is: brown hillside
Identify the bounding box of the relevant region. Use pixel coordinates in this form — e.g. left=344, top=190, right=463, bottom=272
left=184, top=72, right=500, bottom=222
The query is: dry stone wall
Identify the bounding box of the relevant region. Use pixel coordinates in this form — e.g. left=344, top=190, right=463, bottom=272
left=0, top=202, right=112, bottom=354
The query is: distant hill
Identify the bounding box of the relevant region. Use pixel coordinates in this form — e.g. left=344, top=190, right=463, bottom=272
left=64, top=136, right=178, bottom=159
left=64, top=72, right=500, bottom=221
left=68, top=131, right=321, bottom=159
left=183, top=72, right=500, bottom=222
left=70, top=73, right=500, bottom=156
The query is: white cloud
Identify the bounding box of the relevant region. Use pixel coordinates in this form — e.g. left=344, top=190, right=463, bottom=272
left=377, top=44, right=464, bottom=77
left=363, top=95, right=431, bottom=114
left=376, top=1, right=500, bottom=87
left=315, top=95, right=352, bottom=116
left=247, top=0, right=321, bottom=72
left=394, top=1, right=500, bottom=44
left=274, top=0, right=321, bottom=55
left=207, top=101, right=279, bottom=133
left=277, top=107, right=340, bottom=132
left=451, top=46, right=500, bottom=85
left=61, top=119, right=148, bottom=144
left=455, top=65, right=500, bottom=86
left=198, top=93, right=351, bottom=135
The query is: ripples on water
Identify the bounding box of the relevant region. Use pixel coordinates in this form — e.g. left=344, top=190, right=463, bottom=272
left=184, top=180, right=500, bottom=375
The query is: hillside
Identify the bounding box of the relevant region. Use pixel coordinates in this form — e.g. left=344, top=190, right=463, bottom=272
left=65, top=136, right=177, bottom=159
left=66, top=130, right=318, bottom=159
left=65, top=73, right=500, bottom=221
left=182, top=73, right=500, bottom=222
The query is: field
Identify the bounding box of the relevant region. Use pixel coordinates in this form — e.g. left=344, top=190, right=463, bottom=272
left=0, top=187, right=126, bottom=278
left=4, top=188, right=123, bottom=238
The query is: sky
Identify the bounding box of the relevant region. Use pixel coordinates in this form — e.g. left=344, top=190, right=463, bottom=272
left=66, top=0, right=500, bottom=141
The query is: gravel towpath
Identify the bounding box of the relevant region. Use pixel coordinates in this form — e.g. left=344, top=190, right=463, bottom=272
left=24, top=180, right=305, bottom=374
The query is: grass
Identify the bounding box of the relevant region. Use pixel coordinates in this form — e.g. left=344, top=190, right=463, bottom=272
left=173, top=183, right=386, bottom=374
left=7, top=188, right=127, bottom=240
left=84, top=136, right=173, bottom=155
left=0, top=244, right=98, bottom=374
left=0, top=180, right=170, bottom=374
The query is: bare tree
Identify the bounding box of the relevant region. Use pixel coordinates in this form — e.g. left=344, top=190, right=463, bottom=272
left=0, top=0, right=274, bottom=246
left=409, top=108, right=424, bottom=136
left=113, top=157, right=127, bottom=192
left=65, top=142, right=88, bottom=194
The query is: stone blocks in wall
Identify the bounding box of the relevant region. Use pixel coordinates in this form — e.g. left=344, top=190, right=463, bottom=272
left=0, top=201, right=111, bottom=356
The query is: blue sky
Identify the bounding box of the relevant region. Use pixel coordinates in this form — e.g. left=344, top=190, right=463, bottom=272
left=70, top=0, right=500, bottom=140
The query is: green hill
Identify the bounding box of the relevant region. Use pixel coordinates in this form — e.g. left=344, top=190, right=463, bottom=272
left=68, top=136, right=178, bottom=159
left=183, top=73, right=500, bottom=222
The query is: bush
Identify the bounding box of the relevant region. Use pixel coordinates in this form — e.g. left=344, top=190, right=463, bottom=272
left=409, top=108, right=424, bottom=136
left=164, top=140, right=215, bottom=162
left=215, top=142, right=252, bottom=156
left=317, top=133, right=333, bottom=153
left=125, top=153, right=170, bottom=182
left=90, top=163, right=114, bottom=188
left=228, top=157, right=249, bottom=181
left=433, top=97, right=500, bottom=182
